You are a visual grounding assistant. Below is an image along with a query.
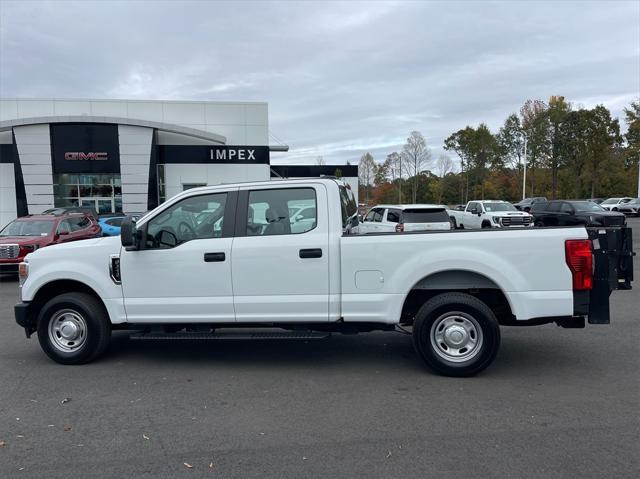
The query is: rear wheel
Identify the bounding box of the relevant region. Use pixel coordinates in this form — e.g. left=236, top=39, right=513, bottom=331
left=534, top=220, right=544, bottom=227
left=37, top=292, right=111, bottom=364
left=412, top=292, right=500, bottom=377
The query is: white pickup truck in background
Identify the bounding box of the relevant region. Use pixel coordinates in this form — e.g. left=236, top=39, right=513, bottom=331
left=449, top=200, right=533, bottom=229
left=14, top=179, right=634, bottom=376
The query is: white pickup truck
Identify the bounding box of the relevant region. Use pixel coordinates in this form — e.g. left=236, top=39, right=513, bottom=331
left=449, top=200, right=533, bottom=229
left=14, top=179, right=634, bottom=376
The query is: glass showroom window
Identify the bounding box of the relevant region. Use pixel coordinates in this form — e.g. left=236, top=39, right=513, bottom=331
left=53, top=174, right=123, bottom=214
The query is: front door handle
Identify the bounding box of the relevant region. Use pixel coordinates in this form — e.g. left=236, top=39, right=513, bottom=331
left=204, top=252, right=226, bottom=262
left=299, top=248, right=322, bottom=259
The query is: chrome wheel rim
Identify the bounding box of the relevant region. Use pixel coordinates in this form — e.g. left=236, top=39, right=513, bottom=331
left=48, top=309, right=87, bottom=353
left=430, top=312, right=483, bottom=363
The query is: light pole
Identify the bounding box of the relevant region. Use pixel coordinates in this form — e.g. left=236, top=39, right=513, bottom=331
left=520, top=132, right=528, bottom=200
left=637, top=153, right=640, bottom=197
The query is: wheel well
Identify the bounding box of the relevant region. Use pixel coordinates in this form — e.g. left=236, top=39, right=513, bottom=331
left=400, top=271, right=515, bottom=325
left=30, top=280, right=107, bottom=323
left=481, top=220, right=491, bottom=228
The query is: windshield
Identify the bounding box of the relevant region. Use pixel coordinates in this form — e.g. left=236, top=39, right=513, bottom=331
left=602, top=198, right=620, bottom=205
left=572, top=201, right=605, bottom=212
left=483, top=202, right=517, bottom=212
left=0, top=220, right=54, bottom=236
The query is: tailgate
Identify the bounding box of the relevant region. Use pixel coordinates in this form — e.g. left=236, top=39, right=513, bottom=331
left=585, top=227, right=634, bottom=323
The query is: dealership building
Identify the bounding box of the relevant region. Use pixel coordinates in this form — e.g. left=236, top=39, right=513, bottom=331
left=0, top=98, right=357, bottom=228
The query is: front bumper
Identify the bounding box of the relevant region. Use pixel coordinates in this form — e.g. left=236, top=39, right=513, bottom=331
left=15, top=302, right=36, bottom=337
left=0, top=263, right=19, bottom=274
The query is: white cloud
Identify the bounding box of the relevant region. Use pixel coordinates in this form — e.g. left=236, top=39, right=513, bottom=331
left=1, top=0, right=638, bottom=165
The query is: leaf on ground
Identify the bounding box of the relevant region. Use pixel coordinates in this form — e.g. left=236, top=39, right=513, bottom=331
left=60, top=398, right=71, bottom=405
left=209, top=462, right=214, bottom=469
left=63, top=426, right=72, bottom=432
left=183, top=463, right=193, bottom=469
left=0, top=440, right=6, bottom=447
left=143, top=434, right=150, bottom=440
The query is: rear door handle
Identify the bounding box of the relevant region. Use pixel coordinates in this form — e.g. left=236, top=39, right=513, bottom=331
left=204, top=252, right=226, bottom=262
left=299, top=248, right=322, bottom=259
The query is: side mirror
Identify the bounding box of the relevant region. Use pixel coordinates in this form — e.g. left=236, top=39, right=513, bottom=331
left=470, top=208, right=478, bottom=215
left=120, top=217, right=138, bottom=250
left=477, top=212, right=482, bottom=217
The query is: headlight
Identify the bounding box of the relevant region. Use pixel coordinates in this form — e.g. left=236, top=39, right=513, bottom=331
left=492, top=216, right=501, bottom=224
left=18, top=262, right=29, bottom=286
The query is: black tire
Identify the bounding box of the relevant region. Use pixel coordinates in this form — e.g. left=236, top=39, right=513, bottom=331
left=481, top=221, right=491, bottom=229
left=459, top=224, right=465, bottom=229
left=450, top=217, right=458, bottom=229
left=534, top=220, right=544, bottom=227
left=37, top=292, right=111, bottom=365
left=412, top=292, right=500, bottom=377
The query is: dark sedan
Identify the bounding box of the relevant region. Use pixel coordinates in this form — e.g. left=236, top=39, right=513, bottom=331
left=531, top=200, right=626, bottom=227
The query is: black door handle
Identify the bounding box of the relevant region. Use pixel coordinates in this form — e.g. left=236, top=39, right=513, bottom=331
left=299, top=248, right=322, bottom=259
left=204, top=252, right=226, bottom=262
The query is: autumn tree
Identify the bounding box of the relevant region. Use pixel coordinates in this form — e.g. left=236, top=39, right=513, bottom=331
left=385, top=152, right=402, bottom=203
left=624, top=100, right=640, bottom=194
left=520, top=99, right=550, bottom=196
left=358, top=152, right=376, bottom=204
left=401, top=131, right=432, bottom=203
left=546, top=96, right=571, bottom=198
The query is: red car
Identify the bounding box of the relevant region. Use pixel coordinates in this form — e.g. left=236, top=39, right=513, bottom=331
left=0, top=213, right=101, bottom=274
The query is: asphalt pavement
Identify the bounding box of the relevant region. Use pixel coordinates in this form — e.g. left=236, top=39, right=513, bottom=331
left=1, top=219, right=639, bottom=478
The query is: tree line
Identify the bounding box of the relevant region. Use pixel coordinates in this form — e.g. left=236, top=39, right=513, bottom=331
left=359, top=97, right=640, bottom=206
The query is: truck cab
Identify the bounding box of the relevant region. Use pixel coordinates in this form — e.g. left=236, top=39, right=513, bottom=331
left=13, top=179, right=634, bottom=377
left=451, top=200, right=533, bottom=229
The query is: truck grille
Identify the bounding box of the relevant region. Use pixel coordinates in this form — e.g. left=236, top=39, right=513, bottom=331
left=0, top=244, right=20, bottom=259
left=500, top=216, right=531, bottom=227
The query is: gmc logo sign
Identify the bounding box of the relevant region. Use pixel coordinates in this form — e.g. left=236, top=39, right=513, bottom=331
left=64, top=152, right=108, bottom=161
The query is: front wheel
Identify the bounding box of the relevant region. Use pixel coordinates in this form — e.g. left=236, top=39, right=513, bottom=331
left=412, top=292, right=500, bottom=377
left=37, top=292, right=111, bottom=364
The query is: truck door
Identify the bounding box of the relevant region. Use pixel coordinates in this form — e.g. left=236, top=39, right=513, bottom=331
left=119, top=189, right=237, bottom=323
left=465, top=202, right=479, bottom=228
left=231, top=184, right=330, bottom=322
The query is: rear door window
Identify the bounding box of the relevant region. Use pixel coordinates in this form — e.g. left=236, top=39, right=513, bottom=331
left=372, top=208, right=384, bottom=222
left=548, top=201, right=562, bottom=212
left=246, top=187, right=317, bottom=236
left=70, top=216, right=91, bottom=231
left=560, top=202, right=574, bottom=214
left=386, top=209, right=401, bottom=223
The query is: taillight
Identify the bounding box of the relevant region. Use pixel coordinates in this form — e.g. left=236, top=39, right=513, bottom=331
left=565, top=239, right=593, bottom=290
left=395, top=223, right=404, bottom=233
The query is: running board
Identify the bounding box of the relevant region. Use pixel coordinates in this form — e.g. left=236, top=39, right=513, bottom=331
left=129, top=331, right=332, bottom=341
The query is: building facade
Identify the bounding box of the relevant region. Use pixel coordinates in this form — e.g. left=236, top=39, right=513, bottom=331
left=0, top=99, right=357, bottom=228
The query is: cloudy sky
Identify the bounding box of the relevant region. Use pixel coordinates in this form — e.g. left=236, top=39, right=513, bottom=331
left=1, top=0, right=638, bottom=166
